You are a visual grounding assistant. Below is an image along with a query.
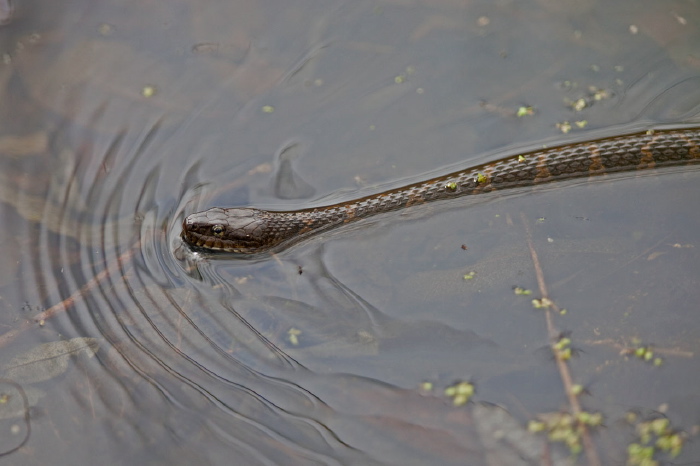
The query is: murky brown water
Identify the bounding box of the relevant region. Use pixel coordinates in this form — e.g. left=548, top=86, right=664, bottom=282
left=1, top=0, right=699, bottom=464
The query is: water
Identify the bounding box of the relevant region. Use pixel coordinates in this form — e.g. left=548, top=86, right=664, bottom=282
left=0, top=0, right=699, bottom=463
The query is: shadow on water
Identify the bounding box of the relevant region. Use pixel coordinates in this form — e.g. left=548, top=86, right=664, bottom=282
left=0, top=0, right=699, bottom=464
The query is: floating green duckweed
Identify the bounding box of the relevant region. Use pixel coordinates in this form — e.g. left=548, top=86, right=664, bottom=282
left=528, top=410, right=604, bottom=456
left=570, top=384, right=584, bottom=396
left=556, top=121, right=573, bottom=133
left=444, top=381, right=475, bottom=406
left=572, top=98, right=587, bottom=111
left=627, top=415, right=686, bottom=464
left=516, top=106, right=534, bottom=117
left=287, top=328, right=301, bottom=346
left=445, top=181, right=457, bottom=191
left=531, top=297, right=553, bottom=308
left=513, top=286, right=532, bottom=295
left=142, top=85, right=156, bottom=97
left=631, top=344, right=663, bottom=366
left=552, top=336, right=572, bottom=360
left=576, top=411, right=603, bottom=427
left=553, top=337, right=571, bottom=351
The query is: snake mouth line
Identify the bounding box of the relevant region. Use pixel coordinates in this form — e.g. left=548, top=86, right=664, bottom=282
left=181, top=218, right=262, bottom=254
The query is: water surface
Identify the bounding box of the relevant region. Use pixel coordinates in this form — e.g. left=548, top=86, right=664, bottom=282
left=1, top=0, right=699, bottom=464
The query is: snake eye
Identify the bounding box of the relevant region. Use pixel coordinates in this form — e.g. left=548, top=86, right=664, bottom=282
left=211, top=224, right=224, bottom=235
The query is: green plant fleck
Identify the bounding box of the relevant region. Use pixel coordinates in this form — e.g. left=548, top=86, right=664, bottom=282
left=532, top=297, right=553, bottom=309
left=530, top=410, right=603, bottom=456
left=556, top=121, right=572, bottom=133
left=514, top=286, right=532, bottom=295
left=516, top=106, right=534, bottom=117
left=444, top=381, right=475, bottom=406
left=572, top=98, right=587, bottom=111
left=287, top=328, right=301, bottom=346
left=628, top=414, right=686, bottom=464
left=559, top=347, right=572, bottom=360
left=553, top=337, right=571, bottom=351
left=142, top=85, right=156, bottom=97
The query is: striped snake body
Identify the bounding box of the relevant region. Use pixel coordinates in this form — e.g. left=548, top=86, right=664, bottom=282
left=182, top=127, right=700, bottom=255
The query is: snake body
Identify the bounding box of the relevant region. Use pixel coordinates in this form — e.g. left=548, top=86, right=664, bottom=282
left=182, top=127, right=700, bottom=255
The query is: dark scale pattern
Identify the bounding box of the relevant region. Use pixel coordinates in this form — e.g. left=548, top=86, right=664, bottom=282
left=182, top=127, right=700, bottom=254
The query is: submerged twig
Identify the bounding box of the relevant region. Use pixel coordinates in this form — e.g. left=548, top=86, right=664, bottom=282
left=520, top=213, right=601, bottom=466
left=0, top=245, right=137, bottom=349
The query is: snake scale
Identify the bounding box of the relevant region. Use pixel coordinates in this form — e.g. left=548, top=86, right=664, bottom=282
left=182, top=127, right=700, bottom=255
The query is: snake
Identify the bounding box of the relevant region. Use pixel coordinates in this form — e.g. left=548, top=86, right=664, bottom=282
left=182, top=126, right=700, bottom=255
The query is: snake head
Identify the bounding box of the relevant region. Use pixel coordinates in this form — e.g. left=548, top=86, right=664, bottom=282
left=181, top=207, right=271, bottom=254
